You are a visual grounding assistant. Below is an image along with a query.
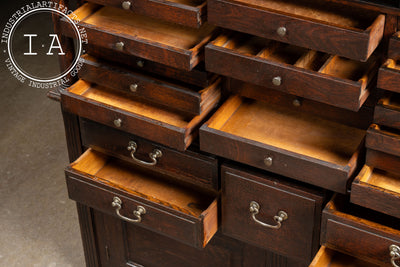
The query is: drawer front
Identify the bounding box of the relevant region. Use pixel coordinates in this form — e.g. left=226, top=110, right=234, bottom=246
left=378, top=60, right=400, bottom=94
left=366, top=124, right=400, bottom=158
left=61, top=4, right=216, bottom=71
left=208, top=0, right=384, bottom=61
left=206, top=34, right=378, bottom=111
left=322, top=195, right=400, bottom=266
left=85, top=0, right=206, bottom=28
left=79, top=54, right=221, bottom=116
left=351, top=165, right=400, bottom=219
left=366, top=148, right=400, bottom=174
left=61, top=80, right=219, bottom=151
left=388, top=32, right=400, bottom=59
left=222, top=165, right=324, bottom=263
left=66, top=149, right=218, bottom=248
left=374, top=95, right=400, bottom=130
left=80, top=118, right=219, bottom=191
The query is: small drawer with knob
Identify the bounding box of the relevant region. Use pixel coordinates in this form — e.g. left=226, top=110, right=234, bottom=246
left=321, top=194, right=400, bottom=266
left=221, top=164, right=325, bottom=263
left=200, top=95, right=366, bottom=193
left=78, top=54, right=221, bottom=116
left=207, top=0, right=384, bottom=62
left=65, top=148, right=219, bottom=248
left=205, top=33, right=380, bottom=111
left=84, top=0, right=207, bottom=28
left=60, top=3, right=217, bottom=71
left=61, top=80, right=220, bottom=151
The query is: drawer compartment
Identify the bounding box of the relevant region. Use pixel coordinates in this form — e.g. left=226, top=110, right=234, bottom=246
left=205, top=34, right=379, bottom=111
left=351, top=165, right=400, bottom=219
left=221, top=164, right=324, bottom=262
left=80, top=118, right=219, bottom=191
left=366, top=124, right=400, bottom=158
left=61, top=3, right=216, bottom=70
left=388, top=32, right=400, bottom=60
left=79, top=54, right=221, bottom=116
left=61, top=80, right=219, bottom=151
left=374, top=94, right=400, bottom=130
left=65, top=149, right=218, bottom=248
left=366, top=149, right=400, bottom=175
left=310, top=246, right=379, bottom=267
left=321, top=195, right=400, bottom=266
left=378, top=59, right=400, bottom=94
left=200, top=96, right=366, bottom=193
left=207, top=0, right=384, bottom=61
left=86, top=0, right=206, bottom=28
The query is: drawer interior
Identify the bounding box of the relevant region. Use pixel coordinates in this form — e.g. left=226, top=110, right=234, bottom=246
left=213, top=34, right=375, bottom=84
left=71, top=149, right=215, bottom=216
left=74, top=4, right=215, bottom=50
left=310, top=246, right=379, bottom=267
left=68, top=80, right=193, bottom=127
left=208, top=96, right=365, bottom=165
left=360, top=167, right=400, bottom=194
left=229, top=0, right=379, bottom=30
left=379, top=93, right=400, bottom=109
left=384, top=59, right=400, bottom=71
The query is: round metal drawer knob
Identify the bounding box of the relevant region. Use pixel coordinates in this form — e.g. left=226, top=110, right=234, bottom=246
left=293, top=98, right=302, bottom=107
left=264, top=156, right=273, bottom=167
left=115, top=42, right=124, bottom=51
left=272, top=76, right=282, bottom=86
left=136, top=60, right=145, bottom=68
left=122, top=1, right=132, bottom=10
left=130, top=84, right=138, bottom=92
left=114, top=118, right=122, bottom=127
left=277, top=26, right=287, bottom=37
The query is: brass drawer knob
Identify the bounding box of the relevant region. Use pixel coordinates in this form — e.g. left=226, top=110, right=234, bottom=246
left=115, top=41, right=125, bottom=51
left=272, top=76, right=282, bottom=86
left=264, top=156, right=273, bottom=167
left=122, top=1, right=132, bottom=10
left=136, top=60, right=145, bottom=68
left=130, top=83, right=138, bottom=92
left=390, top=245, right=400, bottom=267
left=277, top=26, right=287, bottom=37
left=114, top=118, right=122, bottom=127
left=249, top=201, right=288, bottom=230
left=112, top=197, right=146, bottom=223
left=127, top=141, right=162, bottom=166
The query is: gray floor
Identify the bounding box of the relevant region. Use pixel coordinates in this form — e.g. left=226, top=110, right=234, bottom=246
left=1, top=1, right=85, bottom=266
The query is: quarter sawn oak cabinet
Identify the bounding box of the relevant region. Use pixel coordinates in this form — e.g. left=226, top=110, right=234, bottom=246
left=51, top=0, right=400, bottom=266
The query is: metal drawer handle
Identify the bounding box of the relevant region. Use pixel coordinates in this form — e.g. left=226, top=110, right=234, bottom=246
left=249, top=201, right=288, bottom=229
left=127, top=141, right=162, bottom=166
left=390, top=245, right=400, bottom=267
left=112, top=197, right=146, bottom=223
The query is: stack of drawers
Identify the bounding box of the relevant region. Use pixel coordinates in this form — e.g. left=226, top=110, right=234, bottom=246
left=53, top=0, right=400, bottom=266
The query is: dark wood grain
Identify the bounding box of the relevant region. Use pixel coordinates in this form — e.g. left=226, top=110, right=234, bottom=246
left=221, top=164, right=324, bottom=263
left=374, top=94, right=400, bottom=130
left=388, top=32, right=400, bottom=59
left=366, top=148, right=400, bottom=174
left=208, top=0, right=384, bottom=61
left=378, top=61, right=400, bottom=93
left=366, top=124, right=400, bottom=157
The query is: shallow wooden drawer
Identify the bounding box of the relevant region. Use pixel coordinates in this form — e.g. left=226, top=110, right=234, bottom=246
left=374, top=94, right=400, bottom=130
left=85, top=0, right=206, bottom=28
left=321, top=194, right=400, bottom=266
left=61, top=3, right=216, bottom=70
left=366, top=124, right=400, bottom=158
left=205, top=34, right=379, bottom=111
left=388, top=32, right=400, bottom=60
left=79, top=54, right=220, bottom=116
left=351, top=165, right=400, bottom=219
left=85, top=44, right=214, bottom=88
left=366, top=148, right=400, bottom=175
left=200, top=96, right=365, bottom=193
left=207, top=0, right=384, bottom=61
left=61, top=80, right=218, bottom=151
left=66, top=149, right=218, bottom=248
left=80, top=118, right=219, bottom=191
left=222, top=164, right=324, bottom=263
left=378, top=59, right=400, bottom=94
left=309, top=246, right=380, bottom=267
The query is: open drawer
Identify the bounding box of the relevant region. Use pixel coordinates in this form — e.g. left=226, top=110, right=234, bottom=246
left=388, top=32, right=400, bottom=60
left=321, top=194, right=400, bottom=266
left=351, top=165, right=400, bottom=219
left=65, top=149, right=218, bottom=248
left=78, top=54, right=221, bottom=116
left=61, top=80, right=219, bottom=151
left=309, top=246, right=380, bottom=267
left=374, top=93, right=400, bottom=130
left=366, top=124, right=400, bottom=158
left=378, top=59, right=400, bottom=94
left=200, top=96, right=366, bottom=193
left=207, top=0, right=384, bottom=61
left=205, top=33, right=379, bottom=111
left=61, top=3, right=216, bottom=70
left=85, top=0, right=206, bottom=28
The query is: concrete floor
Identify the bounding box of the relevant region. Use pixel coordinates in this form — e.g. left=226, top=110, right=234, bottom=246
left=0, top=1, right=85, bottom=266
